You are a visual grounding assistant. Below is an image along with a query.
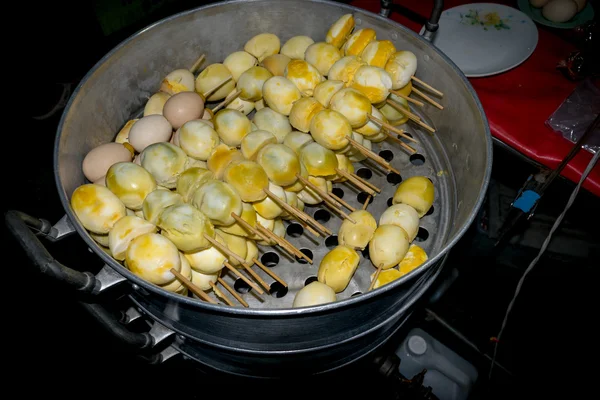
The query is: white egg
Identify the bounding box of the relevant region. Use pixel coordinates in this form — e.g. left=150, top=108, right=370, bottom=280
left=542, top=0, right=578, bottom=22
left=128, top=115, right=173, bottom=153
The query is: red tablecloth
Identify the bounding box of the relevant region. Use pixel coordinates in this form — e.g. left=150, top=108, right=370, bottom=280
left=351, top=0, right=599, bottom=196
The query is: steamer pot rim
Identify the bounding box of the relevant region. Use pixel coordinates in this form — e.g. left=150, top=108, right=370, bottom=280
left=54, top=0, right=492, bottom=316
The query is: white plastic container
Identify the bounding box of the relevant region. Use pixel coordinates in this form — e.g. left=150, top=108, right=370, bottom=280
left=395, top=328, right=478, bottom=400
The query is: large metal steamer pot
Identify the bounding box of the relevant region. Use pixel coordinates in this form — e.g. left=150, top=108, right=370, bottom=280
left=8, top=0, right=491, bottom=377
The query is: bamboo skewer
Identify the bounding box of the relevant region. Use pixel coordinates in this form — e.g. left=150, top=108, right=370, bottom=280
left=202, top=76, right=233, bottom=99
left=223, top=261, right=264, bottom=295
left=231, top=213, right=271, bottom=242
left=203, top=233, right=247, bottom=265
left=367, top=114, right=418, bottom=143
left=382, top=129, right=417, bottom=154
left=368, top=263, right=384, bottom=291
left=390, top=90, right=424, bottom=107
left=189, top=54, right=206, bottom=74
left=217, top=277, right=249, bottom=307
left=209, top=281, right=235, bottom=306
left=255, top=223, right=311, bottom=263
left=253, top=258, right=288, bottom=288
left=347, top=137, right=401, bottom=175
left=295, top=219, right=321, bottom=238
left=264, top=189, right=331, bottom=236
left=349, top=171, right=381, bottom=193
left=335, top=168, right=376, bottom=195
left=411, top=75, right=444, bottom=97
left=385, top=100, right=436, bottom=133
left=362, top=195, right=372, bottom=210
left=241, top=262, right=271, bottom=291
left=412, top=87, right=444, bottom=110
left=212, top=89, right=242, bottom=112
left=296, top=175, right=356, bottom=223
left=328, top=190, right=356, bottom=212
left=170, top=268, right=218, bottom=304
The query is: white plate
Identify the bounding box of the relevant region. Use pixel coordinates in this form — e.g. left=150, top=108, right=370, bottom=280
left=420, top=3, right=539, bottom=77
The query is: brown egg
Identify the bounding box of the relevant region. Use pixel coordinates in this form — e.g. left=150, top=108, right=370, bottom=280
left=128, top=115, right=173, bottom=153
left=82, top=143, right=133, bottom=182
left=162, top=92, right=204, bottom=129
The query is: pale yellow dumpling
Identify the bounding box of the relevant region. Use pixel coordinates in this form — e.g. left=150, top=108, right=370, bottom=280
left=143, top=189, right=185, bottom=224
left=380, top=204, right=420, bottom=242
left=385, top=51, right=417, bottom=90
left=360, top=40, right=397, bottom=68
left=284, top=60, right=323, bottom=96
left=223, top=160, right=269, bottom=202
left=178, top=120, right=220, bottom=161
left=126, top=233, right=181, bottom=285
left=328, top=56, right=365, bottom=84
left=356, top=105, right=385, bottom=137
left=252, top=182, right=285, bottom=219
left=288, top=97, right=324, bottom=133
left=300, top=142, right=339, bottom=177
left=351, top=65, right=393, bottom=104
left=144, top=92, right=171, bottom=116
left=175, top=167, right=212, bottom=203
left=262, top=76, right=302, bottom=116
left=370, top=268, right=403, bottom=290
left=223, top=51, right=258, bottom=81
left=207, top=144, right=245, bottom=180
left=161, top=69, right=195, bottom=95
left=338, top=210, right=376, bottom=250
left=369, top=225, right=409, bottom=270
left=313, top=80, right=344, bottom=108
left=343, top=28, right=376, bottom=56
left=252, top=109, right=292, bottom=145
left=329, top=88, right=371, bottom=128
left=283, top=131, right=314, bottom=155
left=158, top=203, right=216, bottom=253
left=108, top=216, right=157, bottom=261
left=194, top=63, right=235, bottom=101
left=256, top=143, right=301, bottom=187
left=318, top=245, right=360, bottom=293
left=191, top=179, right=243, bottom=226
left=105, top=162, right=156, bottom=210
left=213, top=109, right=252, bottom=147
left=326, top=13, right=355, bottom=49
left=261, top=54, right=291, bottom=77
left=240, top=130, right=278, bottom=161
left=393, top=176, right=435, bottom=217
left=218, top=202, right=258, bottom=238
left=140, top=142, right=188, bottom=189
left=244, top=33, right=281, bottom=62
left=283, top=159, right=309, bottom=193
left=237, top=66, right=273, bottom=102
left=71, top=184, right=127, bottom=234
left=281, top=35, right=314, bottom=60
left=309, top=109, right=352, bottom=151
left=185, top=233, right=228, bottom=274
left=304, top=42, right=342, bottom=76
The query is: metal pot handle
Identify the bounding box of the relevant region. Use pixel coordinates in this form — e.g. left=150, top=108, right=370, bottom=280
left=379, top=0, right=444, bottom=41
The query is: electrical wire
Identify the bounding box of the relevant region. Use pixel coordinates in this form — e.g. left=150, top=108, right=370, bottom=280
left=488, top=149, right=600, bottom=380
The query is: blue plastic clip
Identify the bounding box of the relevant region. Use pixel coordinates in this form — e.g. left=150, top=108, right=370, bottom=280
left=512, top=190, right=541, bottom=213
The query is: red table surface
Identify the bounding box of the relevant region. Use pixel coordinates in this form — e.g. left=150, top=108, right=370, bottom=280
left=350, top=0, right=599, bottom=197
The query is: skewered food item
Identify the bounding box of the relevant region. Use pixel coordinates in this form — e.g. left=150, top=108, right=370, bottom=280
left=223, top=160, right=269, bottom=202
left=217, top=229, right=248, bottom=265
left=214, top=109, right=252, bottom=147
left=220, top=201, right=258, bottom=238
left=355, top=106, right=386, bottom=138
left=261, top=54, right=292, bottom=77
left=241, top=130, right=278, bottom=160
left=244, top=33, right=281, bottom=62
left=253, top=107, right=294, bottom=143
left=385, top=51, right=417, bottom=90
left=281, top=36, right=315, bottom=60
left=343, top=28, right=376, bottom=56
left=157, top=203, right=216, bottom=252
left=128, top=115, right=173, bottom=153
left=256, top=143, right=301, bottom=186
left=190, top=269, right=219, bottom=291
left=332, top=154, right=354, bottom=183
left=161, top=253, right=192, bottom=294
left=253, top=182, right=286, bottom=219
left=309, top=109, right=352, bottom=151
left=140, top=142, right=188, bottom=188
left=223, top=51, right=258, bottom=81
left=195, top=63, right=235, bottom=101
left=71, top=184, right=127, bottom=234
left=262, top=77, right=302, bottom=116
left=284, top=60, right=323, bottom=96
left=297, top=175, right=331, bottom=205
left=143, top=189, right=185, bottom=224
left=108, top=216, right=157, bottom=261
left=378, top=94, right=409, bottom=125
left=283, top=131, right=314, bottom=155
left=162, top=91, right=205, bottom=129
left=304, top=42, right=342, bottom=76
left=317, top=245, right=360, bottom=293
left=398, top=244, right=428, bottom=275
left=125, top=232, right=181, bottom=285
left=288, top=97, right=324, bottom=132
left=226, top=92, right=255, bottom=115
left=369, top=225, right=410, bottom=269
left=207, top=143, right=245, bottom=179
left=115, top=119, right=138, bottom=144
left=370, top=269, right=402, bottom=290
left=178, top=119, right=220, bottom=160
left=237, top=66, right=273, bottom=101
left=106, top=162, right=157, bottom=210
left=379, top=204, right=420, bottom=242
left=338, top=210, right=376, bottom=250
left=393, top=176, right=434, bottom=217
left=300, top=142, right=338, bottom=177
left=176, top=167, right=213, bottom=202
left=82, top=143, right=132, bottom=182
left=185, top=233, right=228, bottom=273
left=293, top=281, right=337, bottom=307
left=313, top=80, right=345, bottom=108
left=161, top=69, right=195, bottom=95
left=144, top=92, right=171, bottom=116
left=328, top=56, right=365, bottom=84
left=351, top=65, right=392, bottom=104
left=191, top=179, right=243, bottom=226
left=325, top=14, right=355, bottom=48
left=361, top=40, right=397, bottom=68
left=329, top=88, right=371, bottom=128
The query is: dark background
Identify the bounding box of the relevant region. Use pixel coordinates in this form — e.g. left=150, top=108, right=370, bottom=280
left=11, top=1, right=598, bottom=398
